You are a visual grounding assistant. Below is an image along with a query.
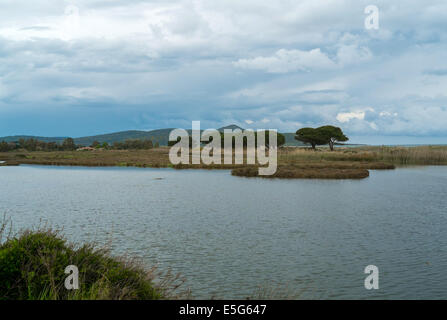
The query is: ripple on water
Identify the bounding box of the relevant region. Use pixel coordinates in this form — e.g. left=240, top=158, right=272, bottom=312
left=1, top=165, right=447, bottom=299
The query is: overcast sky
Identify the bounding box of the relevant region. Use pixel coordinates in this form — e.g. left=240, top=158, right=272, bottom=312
left=0, top=0, right=446, bottom=144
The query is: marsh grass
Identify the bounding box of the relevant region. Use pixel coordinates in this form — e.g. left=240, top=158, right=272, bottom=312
left=279, top=148, right=375, bottom=163
left=280, top=145, right=447, bottom=166
left=280, top=145, right=447, bottom=165
left=232, top=166, right=370, bottom=179
left=2, top=145, right=447, bottom=167
left=1, top=145, right=446, bottom=180
left=0, top=148, right=172, bottom=168
left=370, top=146, right=447, bottom=165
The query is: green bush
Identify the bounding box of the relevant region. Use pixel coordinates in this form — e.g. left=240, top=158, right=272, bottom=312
left=0, top=229, right=164, bottom=300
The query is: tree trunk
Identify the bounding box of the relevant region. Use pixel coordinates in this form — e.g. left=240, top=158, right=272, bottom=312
left=329, top=141, right=334, bottom=151
left=311, top=143, right=316, bottom=150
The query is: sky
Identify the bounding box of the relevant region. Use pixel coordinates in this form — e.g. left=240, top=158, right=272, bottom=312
left=0, top=0, right=446, bottom=144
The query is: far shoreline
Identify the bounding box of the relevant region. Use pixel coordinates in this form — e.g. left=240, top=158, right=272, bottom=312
left=4, top=145, right=447, bottom=179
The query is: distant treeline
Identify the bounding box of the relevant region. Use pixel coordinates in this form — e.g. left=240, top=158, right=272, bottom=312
left=168, top=131, right=286, bottom=148
left=110, top=139, right=158, bottom=150
left=0, top=138, right=158, bottom=152
left=0, top=138, right=77, bottom=152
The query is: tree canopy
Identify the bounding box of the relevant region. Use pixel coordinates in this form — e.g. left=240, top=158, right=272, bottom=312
left=61, top=138, right=76, bottom=151
left=203, top=131, right=285, bottom=148
left=295, top=126, right=348, bottom=150
left=167, top=136, right=196, bottom=148
left=295, top=128, right=327, bottom=150
left=317, top=125, right=348, bottom=151
left=113, top=139, right=153, bottom=150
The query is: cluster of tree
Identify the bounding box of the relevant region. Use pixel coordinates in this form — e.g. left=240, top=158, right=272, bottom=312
left=295, top=125, right=348, bottom=150
left=0, top=138, right=77, bottom=152
left=0, top=137, right=158, bottom=152
left=169, top=131, right=286, bottom=149
left=90, top=141, right=109, bottom=149
left=168, top=136, right=196, bottom=147
left=111, top=139, right=154, bottom=150
left=1, top=126, right=347, bottom=152
left=204, top=131, right=285, bottom=148
left=0, top=141, right=18, bottom=152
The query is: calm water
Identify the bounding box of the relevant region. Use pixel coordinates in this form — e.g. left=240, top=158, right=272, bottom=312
left=1, top=165, right=447, bottom=299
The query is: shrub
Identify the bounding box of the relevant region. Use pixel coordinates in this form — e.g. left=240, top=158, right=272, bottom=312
left=0, top=228, right=165, bottom=300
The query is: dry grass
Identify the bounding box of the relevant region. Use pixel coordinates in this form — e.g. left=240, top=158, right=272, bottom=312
left=1, top=146, right=445, bottom=167
left=279, top=145, right=447, bottom=166
left=232, top=166, right=370, bottom=179
left=2, top=145, right=445, bottom=179
left=361, top=145, right=447, bottom=165
left=0, top=148, right=172, bottom=168
left=279, top=147, right=379, bottom=163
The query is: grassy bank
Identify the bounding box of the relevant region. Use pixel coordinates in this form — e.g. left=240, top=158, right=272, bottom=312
left=0, top=221, right=186, bottom=300
left=232, top=166, right=370, bottom=179
left=1, top=145, right=445, bottom=179
left=364, top=145, right=447, bottom=165
left=0, top=148, right=172, bottom=168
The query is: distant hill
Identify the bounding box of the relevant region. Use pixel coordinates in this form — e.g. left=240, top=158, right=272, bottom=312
left=217, top=127, right=306, bottom=146
left=218, top=124, right=244, bottom=132
left=283, top=133, right=307, bottom=146
left=73, top=129, right=175, bottom=147
left=0, top=125, right=307, bottom=147
left=0, top=130, right=175, bottom=147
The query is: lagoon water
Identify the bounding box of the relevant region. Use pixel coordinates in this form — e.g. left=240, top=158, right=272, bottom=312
left=1, top=165, right=447, bottom=299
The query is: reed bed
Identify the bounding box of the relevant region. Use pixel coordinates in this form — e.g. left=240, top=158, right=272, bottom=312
left=232, top=166, right=370, bottom=179
left=370, top=146, right=447, bottom=165
left=1, top=145, right=446, bottom=180
left=280, top=145, right=447, bottom=166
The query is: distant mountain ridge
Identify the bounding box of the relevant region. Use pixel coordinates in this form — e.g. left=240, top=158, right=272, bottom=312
left=0, top=125, right=306, bottom=146
left=218, top=124, right=244, bottom=132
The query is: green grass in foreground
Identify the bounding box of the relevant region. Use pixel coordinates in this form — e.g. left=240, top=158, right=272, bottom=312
left=0, top=220, right=187, bottom=300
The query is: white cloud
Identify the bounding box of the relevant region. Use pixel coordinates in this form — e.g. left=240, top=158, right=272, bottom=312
left=233, top=48, right=335, bottom=73
left=336, top=111, right=366, bottom=123
left=336, top=108, right=374, bottom=123
left=1, top=0, right=447, bottom=138
left=336, top=44, right=372, bottom=65
left=369, top=122, right=379, bottom=130
left=379, top=111, right=398, bottom=117
left=233, top=44, right=373, bottom=74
